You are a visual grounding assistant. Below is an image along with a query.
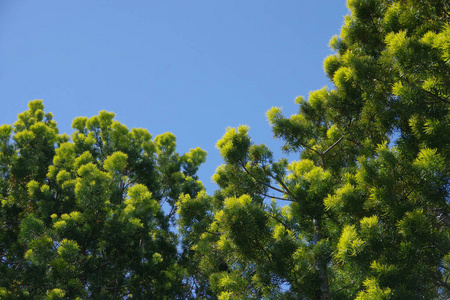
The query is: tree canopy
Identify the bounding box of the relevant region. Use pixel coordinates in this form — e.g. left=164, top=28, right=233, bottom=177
left=0, top=100, right=206, bottom=299
left=1, top=0, right=450, bottom=299
left=177, top=0, right=450, bottom=299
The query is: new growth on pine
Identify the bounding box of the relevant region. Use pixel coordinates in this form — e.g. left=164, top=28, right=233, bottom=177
left=1, top=0, right=449, bottom=299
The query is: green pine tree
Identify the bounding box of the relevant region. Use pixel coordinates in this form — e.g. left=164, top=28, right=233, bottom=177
left=0, top=100, right=206, bottom=299
left=177, top=0, right=450, bottom=298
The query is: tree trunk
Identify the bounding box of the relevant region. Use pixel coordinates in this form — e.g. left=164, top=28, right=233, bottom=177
left=313, top=218, right=331, bottom=300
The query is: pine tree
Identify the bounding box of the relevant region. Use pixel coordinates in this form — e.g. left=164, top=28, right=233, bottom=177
left=177, top=0, right=450, bottom=298
left=0, top=100, right=206, bottom=299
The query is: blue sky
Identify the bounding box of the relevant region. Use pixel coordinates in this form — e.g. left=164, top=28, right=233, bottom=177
left=0, top=1, right=349, bottom=193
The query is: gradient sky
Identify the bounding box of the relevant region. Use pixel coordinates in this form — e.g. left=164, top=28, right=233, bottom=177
left=0, top=1, right=349, bottom=193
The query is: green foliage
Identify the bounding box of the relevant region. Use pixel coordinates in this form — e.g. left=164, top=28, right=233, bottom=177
left=2, top=0, right=450, bottom=298
left=216, top=126, right=251, bottom=165
left=177, top=0, right=450, bottom=298
left=0, top=101, right=206, bottom=298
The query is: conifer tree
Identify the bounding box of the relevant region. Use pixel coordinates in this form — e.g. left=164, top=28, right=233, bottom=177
left=0, top=100, right=206, bottom=299
left=178, top=0, right=450, bottom=298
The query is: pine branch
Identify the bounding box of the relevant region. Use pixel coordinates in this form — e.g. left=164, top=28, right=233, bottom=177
left=240, top=163, right=288, bottom=196
left=253, top=238, right=272, bottom=264
left=346, top=137, right=364, bottom=148
left=205, top=230, right=224, bottom=236
left=442, top=7, right=450, bottom=19
left=304, top=144, right=322, bottom=156
left=331, top=281, right=356, bottom=296
left=323, top=136, right=344, bottom=156
left=261, top=166, right=293, bottom=197
left=266, top=211, right=292, bottom=230
left=259, top=192, right=292, bottom=202
left=422, top=88, right=450, bottom=105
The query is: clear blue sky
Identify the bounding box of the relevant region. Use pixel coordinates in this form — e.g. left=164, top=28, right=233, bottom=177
left=0, top=1, right=349, bottom=193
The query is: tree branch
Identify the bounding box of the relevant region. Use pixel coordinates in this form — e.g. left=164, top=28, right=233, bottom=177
left=253, top=238, right=272, bottom=264
left=331, top=281, right=356, bottom=297
left=241, top=163, right=288, bottom=196
left=422, top=88, right=450, bottom=105
left=346, top=138, right=363, bottom=148
left=262, top=169, right=293, bottom=197
left=205, top=230, right=224, bottom=236
left=259, top=192, right=293, bottom=202
left=323, top=136, right=344, bottom=156
left=266, top=212, right=292, bottom=230
left=304, top=144, right=322, bottom=156
left=442, top=7, right=450, bottom=19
